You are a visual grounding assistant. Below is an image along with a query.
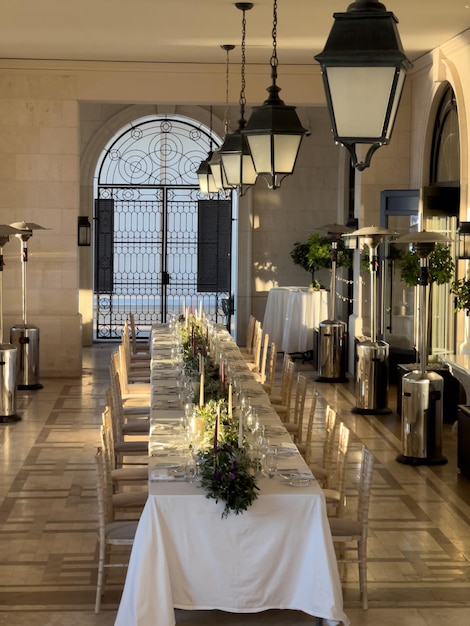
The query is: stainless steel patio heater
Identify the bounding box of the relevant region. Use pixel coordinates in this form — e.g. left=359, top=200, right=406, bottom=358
left=395, top=230, right=450, bottom=465
left=9, top=221, right=48, bottom=390
left=316, top=223, right=352, bottom=382
left=0, top=225, right=22, bottom=422
left=344, top=226, right=397, bottom=414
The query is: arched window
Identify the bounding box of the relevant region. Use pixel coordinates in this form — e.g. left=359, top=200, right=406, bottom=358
left=93, top=114, right=232, bottom=340
left=430, top=84, right=460, bottom=184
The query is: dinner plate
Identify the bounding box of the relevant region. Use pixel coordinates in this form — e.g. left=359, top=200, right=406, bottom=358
left=274, top=447, right=297, bottom=457
left=264, top=426, right=285, bottom=436
left=286, top=477, right=315, bottom=487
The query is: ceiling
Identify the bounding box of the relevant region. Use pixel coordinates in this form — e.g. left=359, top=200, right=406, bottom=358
left=0, top=0, right=469, bottom=67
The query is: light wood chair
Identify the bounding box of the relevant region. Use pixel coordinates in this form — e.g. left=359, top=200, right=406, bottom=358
left=100, top=416, right=148, bottom=485
left=329, top=446, right=375, bottom=610
left=110, top=351, right=150, bottom=405
left=269, top=353, right=294, bottom=406
left=94, top=447, right=138, bottom=614
left=277, top=372, right=308, bottom=440
left=100, top=421, right=148, bottom=517
left=115, top=348, right=151, bottom=398
left=103, top=392, right=148, bottom=468
left=109, top=370, right=149, bottom=436
left=252, top=332, right=270, bottom=384
left=121, top=322, right=151, bottom=377
left=323, top=422, right=351, bottom=517
left=270, top=358, right=295, bottom=420
left=239, top=314, right=256, bottom=356
left=261, top=341, right=277, bottom=394
left=124, top=320, right=150, bottom=366
left=296, top=387, right=320, bottom=458
left=245, top=321, right=263, bottom=372
left=129, top=312, right=151, bottom=357
left=306, top=405, right=338, bottom=487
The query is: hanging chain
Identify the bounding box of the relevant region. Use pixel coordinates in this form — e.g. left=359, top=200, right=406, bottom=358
left=239, top=7, right=247, bottom=121
left=209, top=105, right=213, bottom=150
left=224, top=47, right=231, bottom=136
left=270, top=0, right=278, bottom=82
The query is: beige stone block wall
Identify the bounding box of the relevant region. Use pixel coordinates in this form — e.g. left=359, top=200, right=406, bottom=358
left=0, top=69, right=81, bottom=377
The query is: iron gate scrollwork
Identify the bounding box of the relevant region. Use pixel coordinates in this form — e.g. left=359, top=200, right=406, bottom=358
left=94, top=115, right=232, bottom=341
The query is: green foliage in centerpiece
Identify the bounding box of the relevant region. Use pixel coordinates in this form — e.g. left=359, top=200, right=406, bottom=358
left=198, top=442, right=259, bottom=519
left=177, top=314, right=259, bottom=518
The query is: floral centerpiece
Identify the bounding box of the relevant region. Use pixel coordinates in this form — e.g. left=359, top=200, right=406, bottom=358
left=198, top=442, right=259, bottom=519
left=177, top=313, right=259, bottom=518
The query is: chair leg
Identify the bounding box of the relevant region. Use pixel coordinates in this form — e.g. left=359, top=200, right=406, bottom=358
left=95, top=543, right=106, bottom=613
left=358, top=539, right=368, bottom=610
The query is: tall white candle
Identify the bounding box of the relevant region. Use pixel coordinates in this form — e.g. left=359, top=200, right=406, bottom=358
left=238, top=406, right=243, bottom=449
left=199, top=373, right=204, bottom=407
left=198, top=300, right=203, bottom=320
left=228, top=383, right=233, bottom=417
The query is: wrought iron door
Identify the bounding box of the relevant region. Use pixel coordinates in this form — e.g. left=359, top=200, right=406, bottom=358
left=94, top=116, right=232, bottom=341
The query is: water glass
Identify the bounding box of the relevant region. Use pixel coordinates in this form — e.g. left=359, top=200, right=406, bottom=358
left=264, top=446, right=278, bottom=478
left=185, top=456, right=197, bottom=483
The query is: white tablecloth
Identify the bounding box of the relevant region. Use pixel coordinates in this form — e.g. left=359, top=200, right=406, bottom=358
left=115, top=323, right=349, bottom=626
left=263, top=287, right=329, bottom=353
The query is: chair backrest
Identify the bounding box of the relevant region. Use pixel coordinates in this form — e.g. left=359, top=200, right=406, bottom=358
left=95, top=447, right=113, bottom=534
left=252, top=321, right=263, bottom=368
left=322, top=406, right=338, bottom=486
left=291, top=373, right=308, bottom=437
left=120, top=324, right=133, bottom=379
left=129, top=312, right=148, bottom=354
left=244, top=315, right=256, bottom=352
left=263, top=342, right=277, bottom=392
left=278, top=357, right=295, bottom=405
left=330, top=422, right=351, bottom=515
left=108, top=374, right=125, bottom=444
left=303, top=388, right=320, bottom=464
left=258, top=332, right=270, bottom=383
left=357, top=446, right=375, bottom=536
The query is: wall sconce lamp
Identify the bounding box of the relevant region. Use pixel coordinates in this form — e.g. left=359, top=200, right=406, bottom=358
left=78, top=216, right=91, bottom=247
left=459, top=222, right=470, bottom=259
left=242, top=0, right=308, bottom=189
left=314, top=0, right=412, bottom=171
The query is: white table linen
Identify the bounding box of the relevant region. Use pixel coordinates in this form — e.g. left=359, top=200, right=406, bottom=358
left=263, top=287, right=328, bottom=353
left=115, top=323, right=349, bottom=626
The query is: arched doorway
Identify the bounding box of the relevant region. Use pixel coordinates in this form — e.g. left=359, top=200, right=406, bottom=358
left=93, top=114, right=233, bottom=340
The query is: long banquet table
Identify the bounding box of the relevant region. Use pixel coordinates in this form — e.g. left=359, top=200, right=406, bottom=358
left=115, top=322, right=349, bottom=626
left=262, top=287, right=329, bottom=354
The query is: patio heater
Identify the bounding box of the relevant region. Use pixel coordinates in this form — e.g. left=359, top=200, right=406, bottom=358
left=344, top=226, right=397, bottom=414
left=9, top=221, right=48, bottom=390
left=316, top=223, right=352, bottom=382
left=395, top=230, right=451, bottom=465
left=0, top=225, right=22, bottom=422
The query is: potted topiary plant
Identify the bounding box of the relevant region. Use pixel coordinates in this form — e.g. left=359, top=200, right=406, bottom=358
left=399, top=242, right=455, bottom=287
left=290, top=233, right=352, bottom=288
left=398, top=242, right=455, bottom=360
left=451, top=275, right=470, bottom=314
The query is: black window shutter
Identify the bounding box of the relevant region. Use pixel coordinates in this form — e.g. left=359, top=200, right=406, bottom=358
left=197, top=200, right=231, bottom=292
left=94, top=199, right=114, bottom=294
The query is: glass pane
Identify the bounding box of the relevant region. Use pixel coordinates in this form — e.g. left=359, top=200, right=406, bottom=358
left=383, top=214, right=419, bottom=351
